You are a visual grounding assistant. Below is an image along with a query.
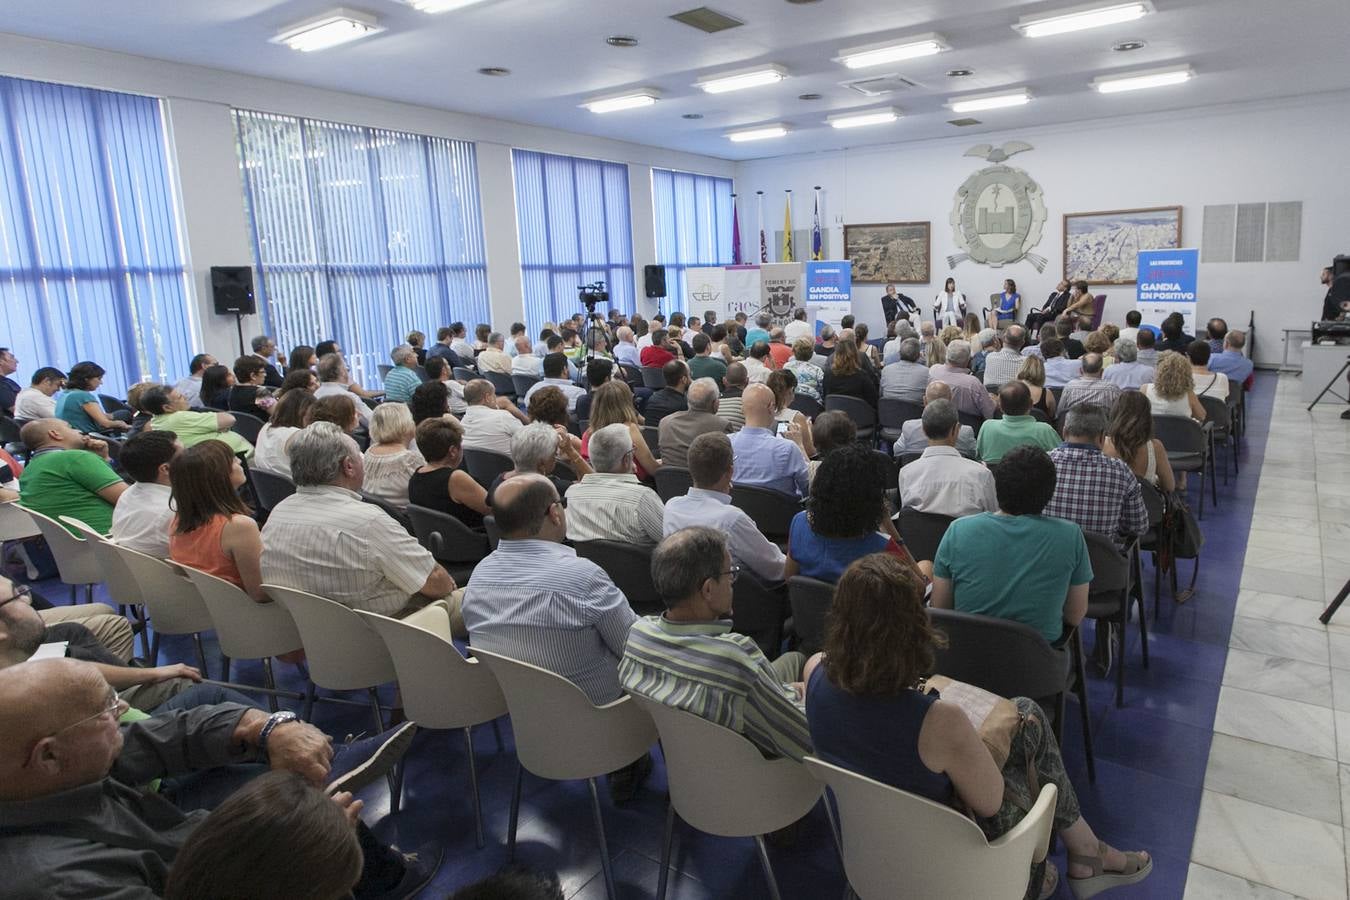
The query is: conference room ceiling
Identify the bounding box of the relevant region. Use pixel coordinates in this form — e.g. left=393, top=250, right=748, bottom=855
left=2, top=0, right=1345, bottom=161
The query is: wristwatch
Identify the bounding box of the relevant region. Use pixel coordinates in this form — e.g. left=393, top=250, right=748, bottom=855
left=258, top=710, right=299, bottom=758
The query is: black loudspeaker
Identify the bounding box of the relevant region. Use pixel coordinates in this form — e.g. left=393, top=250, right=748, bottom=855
left=644, top=264, right=667, bottom=298
left=211, top=266, right=256, bottom=315
left=1334, top=255, right=1350, bottom=279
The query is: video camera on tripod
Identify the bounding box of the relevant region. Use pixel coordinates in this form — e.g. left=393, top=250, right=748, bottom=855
left=578, top=281, right=608, bottom=313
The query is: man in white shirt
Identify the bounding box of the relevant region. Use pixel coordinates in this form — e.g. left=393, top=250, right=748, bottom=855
left=459, top=379, right=527, bottom=455
left=510, top=335, right=542, bottom=378
left=475, top=332, right=512, bottom=375
left=109, top=430, right=180, bottom=559
left=564, top=423, right=665, bottom=546
left=899, top=399, right=997, bottom=518
left=448, top=322, right=475, bottom=362
left=172, top=354, right=216, bottom=409
left=313, top=353, right=371, bottom=428
left=522, top=353, right=587, bottom=414
left=613, top=326, right=641, bottom=367
left=14, top=367, right=65, bottom=421
left=741, top=342, right=775, bottom=384
left=783, top=308, right=812, bottom=345
left=636, top=315, right=665, bottom=351
left=664, top=432, right=785, bottom=581
left=1119, top=310, right=1142, bottom=346
left=422, top=357, right=468, bottom=414
left=893, top=382, right=977, bottom=459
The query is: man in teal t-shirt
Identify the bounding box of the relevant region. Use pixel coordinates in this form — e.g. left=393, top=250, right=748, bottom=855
left=976, top=381, right=1061, bottom=464
left=931, top=444, right=1091, bottom=643
left=17, top=419, right=127, bottom=535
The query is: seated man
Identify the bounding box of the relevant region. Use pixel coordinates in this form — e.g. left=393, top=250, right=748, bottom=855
left=1134, top=327, right=1159, bottom=366
left=460, top=379, right=527, bottom=455
left=423, top=356, right=468, bottom=414
left=879, top=337, right=930, bottom=403
left=643, top=359, right=690, bottom=427
left=0, top=347, right=19, bottom=417
left=1119, top=309, right=1142, bottom=345
left=313, top=353, right=371, bottom=429
left=17, top=418, right=127, bottom=534
left=475, top=331, right=513, bottom=375
left=893, top=381, right=977, bottom=459
left=510, top=335, right=542, bottom=378
left=664, top=433, right=785, bottom=582
left=1102, top=339, right=1154, bottom=390
left=975, top=382, right=1061, bottom=464
left=656, top=377, right=728, bottom=469
left=931, top=445, right=1092, bottom=644
left=728, top=383, right=808, bottom=498
left=564, top=424, right=665, bottom=546
left=0, top=572, right=134, bottom=670
left=110, top=429, right=180, bottom=559
left=523, top=352, right=586, bottom=414
left=741, top=341, right=775, bottom=384
left=686, top=332, right=728, bottom=388
left=1058, top=353, right=1122, bottom=415
left=1045, top=405, right=1147, bottom=550
left=928, top=340, right=995, bottom=419
left=14, top=367, right=65, bottom=421
left=173, top=353, right=216, bottom=409
left=1040, top=337, right=1081, bottom=388
left=898, top=399, right=997, bottom=518
left=981, top=325, right=1027, bottom=388
left=382, top=343, right=423, bottom=404
left=620, top=527, right=812, bottom=761
left=639, top=328, right=676, bottom=369
left=260, top=422, right=464, bottom=634
left=716, top=362, right=750, bottom=432
left=1208, top=329, right=1254, bottom=389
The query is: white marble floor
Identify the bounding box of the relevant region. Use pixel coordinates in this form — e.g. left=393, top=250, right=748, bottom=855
left=1186, top=373, right=1350, bottom=900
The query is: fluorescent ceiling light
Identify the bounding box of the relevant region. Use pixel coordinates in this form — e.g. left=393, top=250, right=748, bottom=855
left=827, top=107, right=902, bottom=129
left=580, top=90, right=660, bottom=114
left=402, top=0, right=491, bottom=11
left=1093, top=65, right=1193, bottom=93
left=696, top=66, right=787, bottom=95
left=1015, top=2, right=1151, bottom=38
left=836, top=34, right=948, bottom=69
left=947, top=89, right=1031, bottom=113
left=273, top=8, right=383, bottom=52
left=726, top=124, right=789, bottom=142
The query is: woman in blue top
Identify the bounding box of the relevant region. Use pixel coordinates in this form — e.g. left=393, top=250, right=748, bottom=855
left=56, top=361, right=129, bottom=435
left=988, top=278, right=1021, bottom=330
left=804, top=554, right=1152, bottom=900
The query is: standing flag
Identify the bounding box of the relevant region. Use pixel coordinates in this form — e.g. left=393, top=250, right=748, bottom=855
left=782, top=190, right=794, bottom=262
left=811, top=185, right=823, bottom=260
left=731, top=193, right=742, bottom=265
left=757, top=191, right=767, bottom=263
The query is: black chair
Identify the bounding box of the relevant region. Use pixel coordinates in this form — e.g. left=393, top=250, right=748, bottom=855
left=229, top=412, right=265, bottom=446
left=512, top=374, right=541, bottom=397
left=99, top=394, right=131, bottom=415
left=361, top=491, right=413, bottom=535
left=896, top=451, right=924, bottom=468
left=462, top=448, right=514, bottom=489
left=731, top=573, right=788, bottom=659
left=1198, top=394, right=1237, bottom=481
left=0, top=415, right=24, bottom=455
left=787, top=576, right=834, bottom=655
left=414, top=366, right=429, bottom=383
left=1048, top=386, right=1064, bottom=405
left=619, top=363, right=643, bottom=388
left=1082, top=532, right=1147, bottom=708
left=1028, top=407, right=1051, bottom=425
left=788, top=394, right=823, bottom=420
left=377, top=364, right=393, bottom=381
left=573, top=540, right=663, bottom=614
left=640, top=366, right=667, bottom=390
left=928, top=608, right=1094, bottom=782
left=1137, top=478, right=1167, bottom=617
left=483, top=514, right=500, bottom=551
left=484, top=371, right=517, bottom=400
left=249, top=469, right=296, bottom=513
left=452, top=366, right=477, bottom=383
left=896, top=507, right=954, bottom=563
left=877, top=398, right=923, bottom=444
left=405, top=504, right=490, bottom=584
left=1153, top=414, right=1216, bottom=518
left=640, top=425, right=660, bottom=457
left=730, top=484, right=802, bottom=544
left=824, top=395, right=877, bottom=445
left=957, top=410, right=985, bottom=437
left=653, top=466, right=693, bottom=502
left=553, top=460, right=578, bottom=484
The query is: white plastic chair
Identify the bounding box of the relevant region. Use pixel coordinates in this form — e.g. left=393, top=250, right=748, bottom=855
left=472, top=648, right=656, bottom=900
left=105, top=541, right=215, bottom=674
left=59, top=516, right=151, bottom=659
left=358, top=605, right=508, bottom=848
left=0, top=500, right=39, bottom=542
left=630, top=695, right=827, bottom=900
left=803, top=756, right=1057, bottom=900
left=180, top=565, right=303, bottom=713
left=23, top=507, right=102, bottom=605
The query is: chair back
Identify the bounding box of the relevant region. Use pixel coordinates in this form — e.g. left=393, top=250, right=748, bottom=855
left=1198, top=395, right=1230, bottom=436
left=484, top=371, right=517, bottom=399
left=229, top=412, right=265, bottom=445
left=249, top=469, right=296, bottom=512
left=0, top=415, right=23, bottom=449
left=653, top=466, right=693, bottom=502
left=1028, top=407, right=1051, bottom=425
left=1152, top=413, right=1205, bottom=463
left=453, top=366, right=476, bottom=383
left=1083, top=531, right=1132, bottom=620
left=957, top=410, right=984, bottom=436
left=1089, top=294, right=1107, bottom=330
left=640, top=425, right=660, bottom=457
left=58, top=517, right=141, bottom=608
left=877, top=397, right=924, bottom=432
left=0, top=501, right=40, bottom=542
left=414, top=366, right=429, bottom=383
left=825, top=395, right=877, bottom=437
left=377, top=364, right=393, bottom=381
left=804, top=756, right=1056, bottom=900
left=632, top=696, right=821, bottom=836
left=618, top=363, right=643, bottom=387
left=729, top=484, right=801, bottom=544
left=731, top=573, right=787, bottom=658
left=896, top=451, right=924, bottom=468
left=462, top=448, right=514, bottom=489
left=108, top=543, right=215, bottom=636
left=897, top=507, right=955, bottom=563
left=553, top=460, right=578, bottom=484
left=788, top=394, right=823, bottom=420
left=180, top=565, right=301, bottom=661
left=572, top=540, right=662, bottom=613
left=1138, top=477, right=1165, bottom=527
left=482, top=514, right=500, bottom=550
left=512, top=374, right=540, bottom=397
left=405, top=504, right=490, bottom=565
left=99, top=394, right=131, bottom=414
left=359, top=606, right=506, bottom=730
left=641, top=366, right=667, bottom=389
left=928, top=608, right=1067, bottom=702
left=264, top=584, right=396, bottom=690
left=23, top=507, right=102, bottom=586
left=472, top=648, right=656, bottom=781
left=787, top=576, right=834, bottom=655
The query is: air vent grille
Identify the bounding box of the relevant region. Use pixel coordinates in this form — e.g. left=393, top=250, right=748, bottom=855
left=843, top=74, right=919, bottom=97
left=669, top=7, right=744, bottom=33
left=948, top=117, right=982, bottom=127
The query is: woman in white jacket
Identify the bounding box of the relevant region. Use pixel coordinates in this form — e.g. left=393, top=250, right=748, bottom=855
left=933, top=277, right=967, bottom=328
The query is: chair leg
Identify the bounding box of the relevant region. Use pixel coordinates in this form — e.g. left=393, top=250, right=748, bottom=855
left=192, top=633, right=209, bottom=680
left=69, top=584, right=77, bottom=605
left=657, top=803, right=676, bottom=900
left=753, top=834, right=784, bottom=900
left=1115, top=612, right=1126, bottom=709
left=135, top=606, right=151, bottom=661
left=367, top=687, right=385, bottom=734
left=463, top=727, right=484, bottom=849
left=220, top=655, right=231, bottom=684
left=365, top=687, right=398, bottom=805
left=587, top=777, right=618, bottom=900
left=1137, top=591, right=1150, bottom=669
left=823, top=794, right=845, bottom=866
left=83, top=583, right=93, bottom=605
left=1197, top=462, right=1206, bottom=519
left=262, top=657, right=279, bottom=713
left=302, top=680, right=316, bottom=722
left=507, top=762, right=523, bottom=861
left=148, top=631, right=161, bottom=667
left=1071, top=633, right=1096, bottom=784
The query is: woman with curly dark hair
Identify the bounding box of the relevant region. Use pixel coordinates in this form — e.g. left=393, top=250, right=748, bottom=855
left=408, top=380, right=450, bottom=425
left=527, top=385, right=583, bottom=455
left=804, top=553, right=1151, bottom=900
left=782, top=442, right=928, bottom=583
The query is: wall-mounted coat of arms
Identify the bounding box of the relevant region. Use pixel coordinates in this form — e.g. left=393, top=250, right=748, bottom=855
left=947, top=141, right=1048, bottom=272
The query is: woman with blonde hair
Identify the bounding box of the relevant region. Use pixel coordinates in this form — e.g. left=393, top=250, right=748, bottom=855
left=1142, top=351, right=1206, bottom=421
left=939, top=324, right=964, bottom=347
left=963, top=313, right=983, bottom=342
left=823, top=338, right=878, bottom=406
left=925, top=332, right=947, bottom=368
left=1016, top=355, right=1057, bottom=418
left=362, top=402, right=425, bottom=509
left=582, top=379, right=661, bottom=479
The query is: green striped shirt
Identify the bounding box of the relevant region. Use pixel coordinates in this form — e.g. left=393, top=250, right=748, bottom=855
left=619, top=616, right=812, bottom=761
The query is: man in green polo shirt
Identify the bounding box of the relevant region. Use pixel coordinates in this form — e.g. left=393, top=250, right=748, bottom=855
left=687, top=333, right=728, bottom=389
left=975, top=381, right=1061, bottom=464
left=17, top=418, right=126, bottom=535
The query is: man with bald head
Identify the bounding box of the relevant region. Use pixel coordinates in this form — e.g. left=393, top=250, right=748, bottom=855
left=716, top=361, right=750, bottom=432
left=18, top=418, right=127, bottom=535
left=893, top=381, right=978, bottom=459
left=657, top=376, right=729, bottom=469
left=728, top=383, right=809, bottom=498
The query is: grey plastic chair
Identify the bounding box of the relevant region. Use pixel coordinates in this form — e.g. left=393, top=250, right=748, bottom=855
left=788, top=394, right=823, bottom=420
left=640, top=424, right=660, bottom=457
left=249, top=468, right=296, bottom=513
left=24, top=507, right=102, bottom=605
left=731, top=572, right=788, bottom=658
left=229, top=411, right=265, bottom=445
left=652, top=465, right=693, bottom=502
left=511, top=374, right=540, bottom=397
left=462, top=447, right=514, bottom=489
left=485, top=371, right=517, bottom=399
left=1198, top=394, right=1237, bottom=480
left=573, top=540, right=663, bottom=614
left=1153, top=413, right=1216, bottom=517
left=730, top=484, right=802, bottom=544
left=1083, top=531, right=1147, bottom=708
left=787, top=575, right=834, bottom=655
left=405, top=504, right=490, bottom=584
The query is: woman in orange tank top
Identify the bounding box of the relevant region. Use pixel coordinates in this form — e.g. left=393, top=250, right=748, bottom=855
left=169, top=441, right=267, bottom=603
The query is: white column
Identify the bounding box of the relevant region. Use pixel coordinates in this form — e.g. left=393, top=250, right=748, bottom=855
left=475, top=142, right=526, bottom=330
left=628, top=163, right=658, bottom=318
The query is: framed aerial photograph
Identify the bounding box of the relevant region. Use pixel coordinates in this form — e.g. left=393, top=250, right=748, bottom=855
left=844, top=221, right=930, bottom=284
left=1063, top=206, right=1182, bottom=285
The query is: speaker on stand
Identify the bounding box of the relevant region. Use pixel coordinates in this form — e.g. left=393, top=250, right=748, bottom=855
left=211, top=266, right=256, bottom=358
left=644, top=264, right=667, bottom=301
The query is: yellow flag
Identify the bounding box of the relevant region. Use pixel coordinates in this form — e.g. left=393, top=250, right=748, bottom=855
left=782, top=193, right=794, bottom=262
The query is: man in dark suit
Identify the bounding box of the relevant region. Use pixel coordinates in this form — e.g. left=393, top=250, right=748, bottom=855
left=881, top=283, right=919, bottom=325
left=644, top=360, right=690, bottom=427
left=1026, top=280, right=1073, bottom=337
left=249, top=335, right=284, bottom=387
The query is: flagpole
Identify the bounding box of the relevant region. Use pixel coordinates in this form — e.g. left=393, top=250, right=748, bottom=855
left=757, top=191, right=767, bottom=264
left=812, top=185, right=823, bottom=261
left=783, top=189, right=793, bottom=263
left=731, top=193, right=742, bottom=265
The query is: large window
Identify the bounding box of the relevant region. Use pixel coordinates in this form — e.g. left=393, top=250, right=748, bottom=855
left=235, top=110, right=488, bottom=387
left=512, top=149, right=634, bottom=331
left=0, top=75, right=193, bottom=394
left=652, top=168, right=734, bottom=317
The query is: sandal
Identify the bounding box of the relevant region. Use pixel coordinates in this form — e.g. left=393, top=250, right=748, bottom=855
left=1038, top=861, right=1059, bottom=900
left=1068, top=841, right=1152, bottom=898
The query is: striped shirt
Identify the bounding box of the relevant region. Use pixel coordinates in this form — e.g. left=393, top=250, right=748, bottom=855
left=620, top=616, right=811, bottom=761
left=716, top=393, right=746, bottom=432
left=260, top=485, right=436, bottom=616
left=463, top=539, right=638, bottom=704
left=383, top=366, right=422, bottom=404
left=1058, top=376, right=1122, bottom=415
left=564, top=473, right=665, bottom=545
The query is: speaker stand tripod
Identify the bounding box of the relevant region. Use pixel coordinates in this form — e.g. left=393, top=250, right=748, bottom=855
left=231, top=311, right=247, bottom=359
left=1321, top=578, right=1350, bottom=624
left=1306, top=353, right=1350, bottom=411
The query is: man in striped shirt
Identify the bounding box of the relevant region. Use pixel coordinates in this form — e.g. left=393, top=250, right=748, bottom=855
left=619, top=527, right=814, bottom=762
left=563, top=424, right=665, bottom=546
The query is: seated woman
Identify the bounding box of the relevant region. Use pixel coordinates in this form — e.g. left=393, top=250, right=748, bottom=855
left=279, top=368, right=318, bottom=396
left=142, top=385, right=253, bottom=458
left=783, top=338, right=825, bottom=403
left=408, top=416, right=489, bottom=529
left=1187, top=339, right=1230, bottom=402
left=1083, top=331, right=1114, bottom=367
left=406, top=329, right=428, bottom=366
left=1142, top=351, right=1206, bottom=421
left=804, top=554, right=1152, bottom=899
left=228, top=356, right=274, bottom=421
left=409, top=380, right=451, bottom=425
left=488, top=420, right=592, bottom=505
left=581, top=379, right=661, bottom=479
left=821, top=338, right=878, bottom=408
left=168, top=440, right=266, bottom=603
left=1016, top=355, right=1057, bottom=420
left=987, top=278, right=1021, bottom=330
left=362, top=402, right=425, bottom=510
left=253, top=389, right=314, bottom=479
left=199, top=364, right=235, bottom=411
left=308, top=394, right=360, bottom=434
left=527, top=385, right=583, bottom=455
left=807, top=410, right=856, bottom=485
left=783, top=443, right=929, bottom=583
left=287, top=344, right=317, bottom=375
left=1105, top=391, right=1176, bottom=493
left=767, top=370, right=816, bottom=459
left=56, top=361, right=130, bottom=434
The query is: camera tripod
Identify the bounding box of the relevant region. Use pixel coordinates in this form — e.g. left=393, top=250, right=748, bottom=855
left=1307, top=353, right=1350, bottom=411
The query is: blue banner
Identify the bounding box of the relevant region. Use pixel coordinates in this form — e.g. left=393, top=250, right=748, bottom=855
left=1136, top=248, right=1199, bottom=334
left=805, top=261, right=852, bottom=306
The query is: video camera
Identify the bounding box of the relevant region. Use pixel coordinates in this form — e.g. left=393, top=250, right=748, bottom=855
left=578, top=281, right=608, bottom=311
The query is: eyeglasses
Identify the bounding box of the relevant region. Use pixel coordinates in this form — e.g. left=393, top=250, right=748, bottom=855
left=0, top=584, right=32, bottom=611
left=721, top=565, right=741, bottom=584
left=51, top=688, right=128, bottom=737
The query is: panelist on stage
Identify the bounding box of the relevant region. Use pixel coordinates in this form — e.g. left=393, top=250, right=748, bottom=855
left=882, top=282, right=919, bottom=325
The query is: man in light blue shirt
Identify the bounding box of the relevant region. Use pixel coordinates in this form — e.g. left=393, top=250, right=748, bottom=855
left=727, top=384, right=809, bottom=498
left=744, top=313, right=771, bottom=350
left=614, top=326, right=642, bottom=367
left=1039, top=337, right=1081, bottom=388
left=382, top=344, right=423, bottom=404
left=1102, top=339, right=1155, bottom=390
left=522, top=353, right=587, bottom=413
left=1208, top=330, right=1254, bottom=387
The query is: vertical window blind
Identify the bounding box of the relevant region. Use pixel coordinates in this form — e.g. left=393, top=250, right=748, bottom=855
left=234, top=110, right=488, bottom=386
left=512, top=149, right=634, bottom=331
left=0, top=75, right=194, bottom=394
left=651, top=168, right=733, bottom=318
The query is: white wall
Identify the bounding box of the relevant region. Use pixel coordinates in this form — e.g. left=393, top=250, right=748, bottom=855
left=734, top=93, right=1350, bottom=367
